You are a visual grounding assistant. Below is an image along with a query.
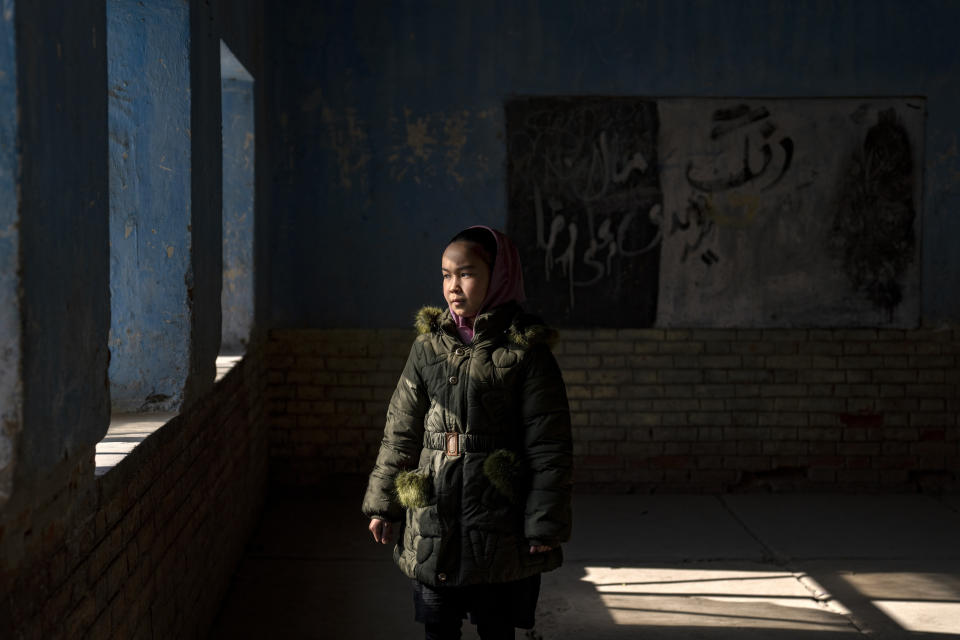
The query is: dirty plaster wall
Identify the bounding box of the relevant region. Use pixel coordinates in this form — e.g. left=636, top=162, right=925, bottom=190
left=505, top=96, right=927, bottom=329
left=107, top=1, right=193, bottom=411
left=265, top=0, right=960, bottom=329
left=107, top=0, right=223, bottom=412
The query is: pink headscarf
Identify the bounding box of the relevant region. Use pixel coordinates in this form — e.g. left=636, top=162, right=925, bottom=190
left=448, top=226, right=526, bottom=343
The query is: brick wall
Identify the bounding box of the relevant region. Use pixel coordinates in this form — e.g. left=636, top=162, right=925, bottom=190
left=264, top=329, right=412, bottom=485
left=0, top=346, right=267, bottom=639
left=264, top=327, right=960, bottom=492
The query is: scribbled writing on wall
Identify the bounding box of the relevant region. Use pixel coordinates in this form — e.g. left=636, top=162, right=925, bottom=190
left=505, top=97, right=662, bottom=326
left=676, top=104, right=796, bottom=267
left=655, top=98, right=923, bottom=328
left=505, top=98, right=922, bottom=328
left=832, top=108, right=916, bottom=317
left=686, top=104, right=794, bottom=192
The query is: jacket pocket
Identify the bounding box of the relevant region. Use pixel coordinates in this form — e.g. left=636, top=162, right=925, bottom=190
left=394, top=470, right=432, bottom=509
left=483, top=449, right=523, bottom=503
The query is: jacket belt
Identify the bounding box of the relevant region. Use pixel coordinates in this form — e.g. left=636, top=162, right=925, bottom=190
left=423, top=431, right=501, bottom=455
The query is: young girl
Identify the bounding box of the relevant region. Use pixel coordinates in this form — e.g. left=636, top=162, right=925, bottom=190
left=362, top=226, right=573, bottom=640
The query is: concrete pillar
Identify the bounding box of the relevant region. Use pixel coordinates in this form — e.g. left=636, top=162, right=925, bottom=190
left=186, top=0, right=223, bottom=406
left=0, top=2, right=19, bottom=506
left=107, top=0, right=221, bottom=411
left=220, top=41, right=254, bottom=354
left=13, top=0, right=110, bottom=496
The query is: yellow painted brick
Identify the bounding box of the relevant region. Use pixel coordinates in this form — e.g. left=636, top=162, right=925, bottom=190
left=617, top=328, right=665, bottom=340
left=593, top=340, right=633, bottom=354
left=628, top=355, right=674, bottom=368
left=592, top=385, right=619, bottom=399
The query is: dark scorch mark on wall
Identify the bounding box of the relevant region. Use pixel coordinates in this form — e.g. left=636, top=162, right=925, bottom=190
left=832, top=108, right=916, bottom=316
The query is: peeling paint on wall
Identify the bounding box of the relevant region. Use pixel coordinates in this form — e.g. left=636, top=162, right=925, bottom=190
left=306, top=87, right=498, bottom=195
left=387, top=107, right=495, bottom=187
left=443, top=110, right=468, bottom=184
left=312, top=89, right=370, bottom=191
left=404, top=109, right=436, bottom=161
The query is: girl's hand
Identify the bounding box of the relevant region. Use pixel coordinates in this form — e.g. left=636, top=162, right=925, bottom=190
left=369, top=518, right=396, bottom=544
left=529, top=544, right=554, bottom=554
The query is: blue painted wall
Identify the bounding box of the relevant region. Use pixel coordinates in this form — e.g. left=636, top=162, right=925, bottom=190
left=17, top=0, right=110, bottom=473
left=107, top=0, right=225, bottom=411
left=107, top=0, right=193, bottom=411
left=221, top=42, right=255, bottom=353
left=265, top=0, right=960, bottom=328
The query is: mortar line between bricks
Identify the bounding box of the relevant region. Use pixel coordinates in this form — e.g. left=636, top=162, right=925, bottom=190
left=716, top=496, right=871, bottom=635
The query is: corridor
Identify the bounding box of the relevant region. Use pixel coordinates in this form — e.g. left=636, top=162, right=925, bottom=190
left=213, top=486, right=960, bottom=638
left=1, top=2, right=959, bottom=638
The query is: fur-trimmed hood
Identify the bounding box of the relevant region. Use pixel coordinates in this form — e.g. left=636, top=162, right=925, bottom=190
left=414, top=304, right=558, bottom=349
left=414, top=305, right=445, bottom=336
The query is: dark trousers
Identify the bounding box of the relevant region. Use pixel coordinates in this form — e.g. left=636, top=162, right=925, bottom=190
left=424, top=620, right=514, bottom=640
left=413, top=574, right=540, bottom=640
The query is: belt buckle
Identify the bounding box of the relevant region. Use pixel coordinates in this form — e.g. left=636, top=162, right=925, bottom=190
left=444, top=432, right=461, bottom=457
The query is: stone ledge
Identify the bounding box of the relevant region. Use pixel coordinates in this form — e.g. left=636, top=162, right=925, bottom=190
left=96, top=355, right=244, bottom=477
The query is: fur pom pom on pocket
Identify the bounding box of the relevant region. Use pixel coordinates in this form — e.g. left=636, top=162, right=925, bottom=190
left=394, top=470, right=431, bottom=509
left=483, top=449, right=523, bottom=502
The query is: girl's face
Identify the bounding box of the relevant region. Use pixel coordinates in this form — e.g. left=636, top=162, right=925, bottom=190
left=441, top=241, right=491, bottom=318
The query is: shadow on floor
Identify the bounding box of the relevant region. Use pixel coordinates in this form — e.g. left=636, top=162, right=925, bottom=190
left=210, top=483, right=960, bottom=639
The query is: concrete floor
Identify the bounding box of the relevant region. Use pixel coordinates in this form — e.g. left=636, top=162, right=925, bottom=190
left=211, top=487, right=960, bottom=639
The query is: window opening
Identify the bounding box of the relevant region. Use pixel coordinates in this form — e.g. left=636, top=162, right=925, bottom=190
left=218, top=39, right=254, bottom=375
left=98, top=0, right=192, bottom=475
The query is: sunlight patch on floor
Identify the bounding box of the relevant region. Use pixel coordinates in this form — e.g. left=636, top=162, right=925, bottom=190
left=579, top=566, right=857, bottom=632
left=840, top=571, right=960, bottom=635
left=871, top=601, right=960, bottom=635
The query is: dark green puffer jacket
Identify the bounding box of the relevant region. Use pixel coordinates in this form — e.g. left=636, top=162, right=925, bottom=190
left=362, top=302, right=573, bottom=588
